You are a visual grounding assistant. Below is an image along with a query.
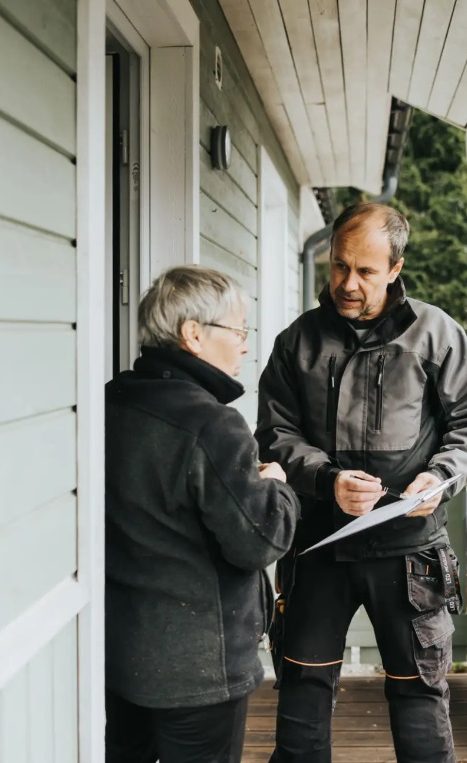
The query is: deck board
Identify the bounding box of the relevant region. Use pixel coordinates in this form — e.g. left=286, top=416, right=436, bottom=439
left=243, top=675, right=467, bottom=762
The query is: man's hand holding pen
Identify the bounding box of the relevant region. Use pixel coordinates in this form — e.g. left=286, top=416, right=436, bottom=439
left=335, top=469, right=443, bottom=518
left=334, top=470, right=385, bottom=516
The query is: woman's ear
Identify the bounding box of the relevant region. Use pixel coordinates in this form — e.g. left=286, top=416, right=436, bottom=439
left=180, top=320, right=203, bottom=355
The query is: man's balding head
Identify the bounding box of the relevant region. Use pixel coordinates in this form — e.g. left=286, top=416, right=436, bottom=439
left=332, top=203, right=409, bottom=268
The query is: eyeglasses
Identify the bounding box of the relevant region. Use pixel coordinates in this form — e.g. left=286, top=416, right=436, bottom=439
left=205, top=323, right=250, bottom=343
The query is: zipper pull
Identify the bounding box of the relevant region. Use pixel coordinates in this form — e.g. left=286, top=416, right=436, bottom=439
left=376, top=354, right=385, bottom=386
left=329, top=355, right=337, bottom=388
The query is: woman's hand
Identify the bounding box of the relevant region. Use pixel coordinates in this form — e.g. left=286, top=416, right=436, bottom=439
left=258, top=462, right=286, bottom=483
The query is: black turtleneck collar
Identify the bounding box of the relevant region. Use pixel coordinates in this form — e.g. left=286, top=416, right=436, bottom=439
left=133, top=345, right=244, bottom=405
left=317, top=276, right=417, bottom=349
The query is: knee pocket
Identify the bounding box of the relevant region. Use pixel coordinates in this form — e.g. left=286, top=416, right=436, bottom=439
left=412, top=607, right=454, bottom=687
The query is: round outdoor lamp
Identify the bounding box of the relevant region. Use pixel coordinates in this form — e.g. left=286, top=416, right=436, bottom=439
left=210, top=125, right=232, bottom=170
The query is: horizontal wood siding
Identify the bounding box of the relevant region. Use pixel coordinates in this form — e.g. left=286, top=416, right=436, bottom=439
left=0, top=620, right=78, bottom=763
left=0, top=326, right=76, bottom=424
left=0, top=495, right=77, bottom=628
left=0, top=0, right=77, bottom=73
left=0, top=412, right=76, bottom=527
left=0, top=1, right=78, bottom=759
left=194, top=0, right=300, bottom=429
left=0, top=119, right=75, bottom=237
left=0, top=15, right=76, bottom=154
left=0, top=221, right=76, bottom=323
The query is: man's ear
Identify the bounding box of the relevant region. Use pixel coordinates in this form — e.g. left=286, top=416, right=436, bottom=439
left=389, top=256, right=404, bottom=282
left=179, top=320, right=203, bottom=355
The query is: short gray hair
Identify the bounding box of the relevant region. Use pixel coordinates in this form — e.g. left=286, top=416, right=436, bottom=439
left=138, top=265, right=248, bottom=347
left=332, top=202, right=410, bottom=267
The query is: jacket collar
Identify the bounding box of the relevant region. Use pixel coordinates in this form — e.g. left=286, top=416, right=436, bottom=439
left=133, top=345, right=245, bottom=405
left=318, top=277, right=417, bottom=349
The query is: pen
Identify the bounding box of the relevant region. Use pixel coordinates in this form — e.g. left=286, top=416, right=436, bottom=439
left=349, top=474, right=404, bottom=500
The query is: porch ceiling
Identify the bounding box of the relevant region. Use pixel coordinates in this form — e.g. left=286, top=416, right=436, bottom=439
left=219, top=0, right=467, bottom=194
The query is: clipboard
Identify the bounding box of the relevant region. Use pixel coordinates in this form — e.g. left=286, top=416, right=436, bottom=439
left=299, top=473, right=463, bottom=556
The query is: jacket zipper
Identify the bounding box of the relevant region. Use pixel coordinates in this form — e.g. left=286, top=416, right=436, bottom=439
left=326, top=354, right=337, bottom=432
left=375, top=353, right=385, bottom=431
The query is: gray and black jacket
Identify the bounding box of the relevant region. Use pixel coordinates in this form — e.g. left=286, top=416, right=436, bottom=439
left=105, top=346, right=299, bottom=708
left=256, top=278, right=467, bottom=560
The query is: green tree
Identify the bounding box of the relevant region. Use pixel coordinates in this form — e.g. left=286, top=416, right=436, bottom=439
left=335, top=111, right=467, bottom=328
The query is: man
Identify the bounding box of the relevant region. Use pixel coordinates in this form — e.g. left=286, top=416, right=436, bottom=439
left=255, top=203, right=467, bottom=762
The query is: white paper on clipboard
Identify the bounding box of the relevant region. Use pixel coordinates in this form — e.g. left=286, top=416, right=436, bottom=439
left=299, top=474, right=463, bottom=556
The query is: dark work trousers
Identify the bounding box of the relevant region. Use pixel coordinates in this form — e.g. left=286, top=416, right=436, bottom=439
left=106, top=690, right=248, bottom=763
left=270, top=552, right=455, bottom=763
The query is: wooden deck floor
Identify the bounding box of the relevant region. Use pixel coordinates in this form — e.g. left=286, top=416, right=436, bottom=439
left=243, top=675, right=467, bottom=762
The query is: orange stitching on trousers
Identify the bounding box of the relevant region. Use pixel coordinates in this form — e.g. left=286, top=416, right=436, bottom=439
left=385, top=672, right=419, bottom=680
left=284, top=656, right=344, bottom=667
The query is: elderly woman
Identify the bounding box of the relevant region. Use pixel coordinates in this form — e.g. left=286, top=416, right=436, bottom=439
left=105, top=266, right=299, bottom=763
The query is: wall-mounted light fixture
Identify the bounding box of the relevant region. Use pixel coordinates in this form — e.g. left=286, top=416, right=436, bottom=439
left=214, top=46, right=223, bottom=90
left=210, top=125, right=232, bottom=170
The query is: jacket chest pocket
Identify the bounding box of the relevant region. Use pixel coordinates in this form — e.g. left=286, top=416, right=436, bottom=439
left=367, top=352, right=427, bottom=451
left=374, top=353, right=385, bottom=431
left=326, top=354, right=337, bottom=432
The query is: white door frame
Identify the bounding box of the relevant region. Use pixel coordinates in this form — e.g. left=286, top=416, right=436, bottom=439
left=105, top=3, right=151, bottom=377
left=112, top=0, right=200, bottom=277
left=258, top=146, right=289, bottom=375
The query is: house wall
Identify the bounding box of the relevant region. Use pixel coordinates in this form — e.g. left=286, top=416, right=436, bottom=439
left=0, top=0, right=106, bottom=759
left=0, top=622, right=78, bottom=762
left=192, top=0, right=303, bottom=429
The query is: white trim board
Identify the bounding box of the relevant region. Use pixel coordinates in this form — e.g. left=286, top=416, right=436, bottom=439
left=0, top=578, right=87, bottom=690
left=258, top=146, right=289, bottom=375
left=76, top=0, right=107, bottom=760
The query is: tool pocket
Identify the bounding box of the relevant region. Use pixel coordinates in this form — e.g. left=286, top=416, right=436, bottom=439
left=437, top=545, right=463, bottom=615
left=268, top=594, right=286, bottom=682
left=412, top=606, right=454, bottom=686
left=406, top=549, right=445, bottom=612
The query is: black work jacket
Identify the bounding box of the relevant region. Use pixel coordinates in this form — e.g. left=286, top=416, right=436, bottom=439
left=256, top=279, right=467, bottom=560
left=105, top=346, right=299, bottom=708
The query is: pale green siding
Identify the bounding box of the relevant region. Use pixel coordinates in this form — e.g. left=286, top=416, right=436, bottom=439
left=0, top=0, right=79, bottom=757
left=193, top=0, right=302, bottom=429
left=0, top=621, right=78, bottom=763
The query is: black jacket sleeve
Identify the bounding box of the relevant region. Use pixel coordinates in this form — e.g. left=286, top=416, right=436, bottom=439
left=187, top=405, right=300, bottom=571
left=255, top=332, right=338, bottom=499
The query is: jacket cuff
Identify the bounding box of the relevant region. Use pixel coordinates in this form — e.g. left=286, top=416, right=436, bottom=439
left=428, top=466, right=452, bottom=483
left=315, top=464, right=341, bottom=500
